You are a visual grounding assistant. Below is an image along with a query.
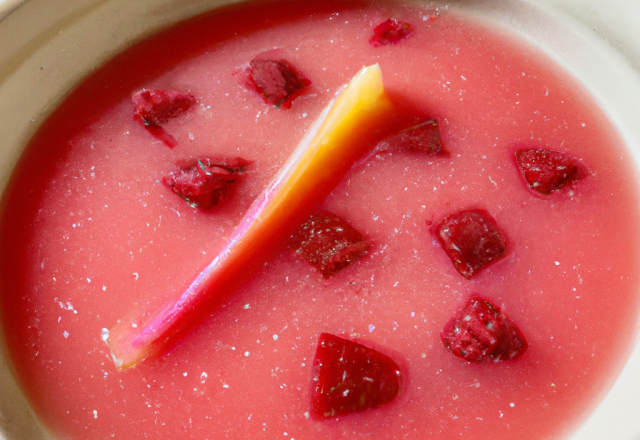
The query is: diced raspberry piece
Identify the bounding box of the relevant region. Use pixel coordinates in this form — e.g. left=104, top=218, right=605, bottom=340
left=133, top=90, right=196, bottom=126
left=434, top=209, right=507, bottom=279
left=288, top=210, right=370, bottom=278
left=309, top=333, right=402, bottom=419
left=441, top=295, right=528, bottom=362
left=369, top=19, right=413, bottom=48
left=246, top=53, right=311, bottom=109
left=515, top=148, right=584, bottom=194
left=163, top=158, right=250, bottom=209
left=381, top=120, right=448, bottom=155
left=132, top=89, right=197, bottom=148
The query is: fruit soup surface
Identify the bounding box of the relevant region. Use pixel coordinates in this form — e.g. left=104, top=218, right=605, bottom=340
left=1, top=0, right=640, bottom=439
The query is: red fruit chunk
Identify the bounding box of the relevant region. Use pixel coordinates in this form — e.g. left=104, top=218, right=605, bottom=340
left=309, top=333, right=402, bottom=419
left=380, top=119, right=448, bottom=155
left=515, top=148, right=584, bottom=194
left=247, top=54, right=311, bottom=109
left=133, top=90, right=196, bottom=125
left=288, top=210, right=370, bottom=278
left=441, top=295, right=528, bottom=362
left=163, top=158, right=249, bottom=209
left=132, top=89, right=197, bottom=148
left=369, top=19, right=413, bottom=48
left=434, top=209, right=506, bottom=279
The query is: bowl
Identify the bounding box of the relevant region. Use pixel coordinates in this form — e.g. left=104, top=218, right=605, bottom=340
left=1, top=0, right=639, bottom=438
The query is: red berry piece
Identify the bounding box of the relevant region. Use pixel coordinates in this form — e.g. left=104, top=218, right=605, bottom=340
left=288, top=210, right=370, bottom=278
left=441, top=295, right=528, bottom=362
left=245, top=52, right=311, bottom=109
left=309, top=333, right=402, bottom=419
left=434, top=209, right=507, bottom=279
left=163, top=158, right=250, bottom=209
left=369, top=19, right=413, bottom=48
left=132, top=89, right=197, bottom=148
left=381, top=120, right=448, bottom=155
left=515, top=148, right=585, bottom=194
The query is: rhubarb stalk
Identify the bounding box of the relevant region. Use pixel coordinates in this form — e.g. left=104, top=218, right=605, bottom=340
left=106, top=64, right=394, bottom=370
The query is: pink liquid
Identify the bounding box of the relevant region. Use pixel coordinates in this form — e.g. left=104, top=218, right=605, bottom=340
left=1, top=1, right=639, bottom=438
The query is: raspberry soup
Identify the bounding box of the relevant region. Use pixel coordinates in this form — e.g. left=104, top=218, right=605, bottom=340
left=1, top=0, right=640, bottom=436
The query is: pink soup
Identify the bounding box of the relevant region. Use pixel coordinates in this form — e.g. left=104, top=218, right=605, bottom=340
left=1, top=0, right=639, bottom=439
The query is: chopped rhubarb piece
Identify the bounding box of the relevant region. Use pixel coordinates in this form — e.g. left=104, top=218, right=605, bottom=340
left=163, top=158, right=250, bottom=209
left=434, top=209, right=507, bottom=279
left=441, top=295, right=528, bottom=362
left=245, top=53, right=311, bottom=109
left=309, top=333, right=402, bottom=419
left=380, top=119, right=448, bottom=155
left=369, top=19, right=413, bottom=48
left=289, top=210, right=370, bottom=278
left=106, top=65, right=394, bottom=370
left=515, top=148, right=584, bottom=194
left=132, top=89, right=197, bottom=148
